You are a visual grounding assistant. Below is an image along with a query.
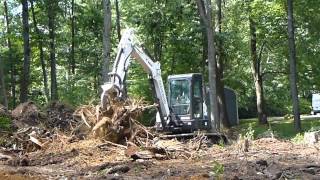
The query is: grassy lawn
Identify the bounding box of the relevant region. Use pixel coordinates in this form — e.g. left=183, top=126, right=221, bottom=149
left=237, top=117, right=320, bottom=140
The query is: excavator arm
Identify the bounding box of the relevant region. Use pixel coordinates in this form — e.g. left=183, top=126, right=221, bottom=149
left=101, top=29, right=174, bottom=129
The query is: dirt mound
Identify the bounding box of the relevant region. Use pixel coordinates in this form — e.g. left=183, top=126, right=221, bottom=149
left=5, top=101, right=78, bottom=152
left=11, top=102, right=42, bottom=128
left=44, top=101, right=76, bottom=132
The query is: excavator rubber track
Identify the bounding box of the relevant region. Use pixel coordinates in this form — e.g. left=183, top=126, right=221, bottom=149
left=159, top=132, right=228, bottom=144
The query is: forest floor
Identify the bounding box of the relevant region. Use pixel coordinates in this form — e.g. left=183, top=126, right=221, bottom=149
left=0, top=137, right=320, bottom=179
left=0, top=102, right=320, bottom=179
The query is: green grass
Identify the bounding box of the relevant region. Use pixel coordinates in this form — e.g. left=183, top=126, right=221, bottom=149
left=237, top=117, right=320, bottom=140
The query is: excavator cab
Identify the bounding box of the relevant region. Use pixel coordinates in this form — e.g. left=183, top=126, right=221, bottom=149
left=167, top=73, right=211, bottom=132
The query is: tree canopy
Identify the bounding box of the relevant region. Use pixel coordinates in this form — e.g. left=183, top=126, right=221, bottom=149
left=0, top=0, right=319, bottom=121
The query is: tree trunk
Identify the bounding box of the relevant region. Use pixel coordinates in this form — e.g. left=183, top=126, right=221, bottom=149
left=102, top=0, right=112, bottom=82
left=196, top=0, right=220, bottom=131
left=287, top=0, right=301, bottom=132
left=4, top=0, right=15, bottom=107
left=0, top=56, right=8, bottom=108
left=48, top=1, right=58, bottom=100
left=216, top=0, right=230, bottom=128
left=153, top=31, right=164, bottom=62
left=30, top=0, right=49, bottom=102
left=201, top=20, right=207, bottom=75
left=115, top=0, right=121, bottom=42
left=20, top=0, right=31, bottom=103
left=71, top=0, right=76, bottom=74
left=249, top=17, right=267, bottom=124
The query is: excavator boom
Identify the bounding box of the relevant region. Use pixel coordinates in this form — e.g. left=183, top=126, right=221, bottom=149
left=101, top=29, right=171, bottom=128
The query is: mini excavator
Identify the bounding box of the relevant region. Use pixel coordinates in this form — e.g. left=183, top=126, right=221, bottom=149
left=101, top=29, right=227, bottom=139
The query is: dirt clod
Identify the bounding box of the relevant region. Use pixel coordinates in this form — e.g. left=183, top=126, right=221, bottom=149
left=12, top=102, right=41, bottom=127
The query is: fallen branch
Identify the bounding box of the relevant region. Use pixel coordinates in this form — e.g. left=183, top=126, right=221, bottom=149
left=80, top=111, right=91, bottom=128
left=96, top=141, right=127, bottom=149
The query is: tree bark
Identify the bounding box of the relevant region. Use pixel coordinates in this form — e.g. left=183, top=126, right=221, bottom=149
left=115, top=0, right=121, bottom=42
left=196, top=0, right=220, bottom=131
left=30, top=0, right=49, bottom=102
left=200, top=19, right=207, bottom=75
left=71, top=0, right=76, bottom=74
left=4, top=0, right=16, bottom=107
left=0, top=56, right=8, bottom=108
left=216, top=0, right=230, bottom=128
left=20, top=0, right=31, bottom=103
left=249, top=17, right=267, bottom=124
left=48, top=0, right=58, bottom=100
left=287, top=0, right=301, bottom=132
left=102, top=0, right=112, bottom=82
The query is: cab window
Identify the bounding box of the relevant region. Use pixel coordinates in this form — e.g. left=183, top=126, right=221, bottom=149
left=169, top=79, right=190, bottom=115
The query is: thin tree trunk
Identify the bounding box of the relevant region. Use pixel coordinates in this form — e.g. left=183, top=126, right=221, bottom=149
left=71, top=0, right=76, bottom=74
left=4, top=0, right=15, bottom=107
left=102, top=0, right=112, bottom=82
left=287, top=0, right=301, bottom=132
left=201, top=20, right=207, bottom=75
left=20, top=0, right=31, bottom=103
left=216, top=0, right=230, bottom=128
left=48, top=1, right=58, bottom=100
left=249, top=17, right=267, bottom=124
left=0, top=56, right=8, bottom=108
left=196, top=0, right=220, bottom=131
left=30, top=0, right=49, bottom=102
left=115, top=0, right=121, bottom=41
left=153, top=26, right=164, bottom=62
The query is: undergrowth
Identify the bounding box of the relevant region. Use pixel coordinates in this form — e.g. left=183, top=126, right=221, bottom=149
left=0, top=116, right=12, bottom=131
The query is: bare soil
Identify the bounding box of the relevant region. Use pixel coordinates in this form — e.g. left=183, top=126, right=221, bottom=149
left=0, top=138, right=319, bottom=179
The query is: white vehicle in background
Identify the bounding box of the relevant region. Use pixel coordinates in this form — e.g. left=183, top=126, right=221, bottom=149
left=311, top=93, right=320, bottom=115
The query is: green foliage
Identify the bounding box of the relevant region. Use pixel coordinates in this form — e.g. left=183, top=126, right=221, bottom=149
left=0, top=0, right=319, bottom=135
left=58, top=73, right=99, bottom=106
left=137, top=108, right=157, bottom=126
left=217, top=138, right=225, bottom=148
left=244, top=123, right=255, bottom=140
left=299, top=98, right=311, bottom=115
left=210, top=161, right=224, bottom=179
left=127, top=62, right=153, bottom=102
left=0, top=116, right=12, bottom=131
left=290, top=133, right=304, bottom=144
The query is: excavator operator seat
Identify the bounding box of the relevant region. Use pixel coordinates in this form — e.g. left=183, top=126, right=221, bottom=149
left=167, top=73, right=211, bottom=132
